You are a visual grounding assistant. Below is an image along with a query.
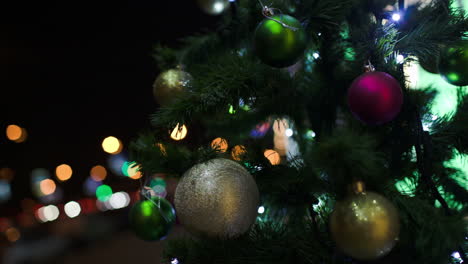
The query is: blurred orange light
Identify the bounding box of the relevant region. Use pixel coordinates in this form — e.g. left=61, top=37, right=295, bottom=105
left=264, top=149, right=281, bottom=165
left=0, top=168, right=15, bottom=182
left=170, top=123, right=187, bottom=141
left=40, top=179, right=56, bottom=196
left=55, top=164, right=73, bottom=181
left=211, top=137, right=228, bottom=153
left=5, top=227, right=20, bottom=242
left=102, top=136, right=123, bottom=154
left=155, top=143, right=167, bottom=156
left=231, top=145, right=247, bottom=161
left=6, top=125, right=27, bottom=143
left=90, top=165, right=107, bottom=181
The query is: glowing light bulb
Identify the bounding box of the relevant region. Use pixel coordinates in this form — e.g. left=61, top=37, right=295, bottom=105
left=211, top=137, right=228, bottom=153
left=258, top=206, right=265, bottom=214
left=285, top=128, right=293, bottom=137
left=55, top=164, right=73, bottom=181
left=170, top=123, right=188, bottom=141
left=231, top=145, right=247, bottom=161
left=396, top=54, right=405, bottom=64
left=313, top=52, right=320, bottom=59
left=102, top=136, right=123, bottom=154
left=264, top=149, right=281, bottom=165
left=392, top=13, right=401, bottom=21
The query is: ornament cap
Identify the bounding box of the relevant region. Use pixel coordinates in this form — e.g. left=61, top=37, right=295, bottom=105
left=364, top=60, right=376, bottom=72
left=349, top=180, right=366, bottom=194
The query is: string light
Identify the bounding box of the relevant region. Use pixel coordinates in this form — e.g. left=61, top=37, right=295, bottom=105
left=258, top=206, right=265, bottom=214
left=211, top=137, right=229, bottom=153
left=392, top=13, right=401, bottom=21
left=170, top=123, right=188, bottom=141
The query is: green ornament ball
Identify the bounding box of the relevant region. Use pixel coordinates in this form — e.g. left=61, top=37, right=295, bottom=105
left=254, top=14, right=307, bottom=68
left=438, top=42, right=468, bottom=86
left=129, top=196, right=176, bottom=241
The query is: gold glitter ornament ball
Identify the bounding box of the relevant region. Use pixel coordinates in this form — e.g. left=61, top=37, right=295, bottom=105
left=153, top=69, right=193, bottom=107
left=174, top=158, right=259, bottom=238
left=330, top=191, right=400, bottom=260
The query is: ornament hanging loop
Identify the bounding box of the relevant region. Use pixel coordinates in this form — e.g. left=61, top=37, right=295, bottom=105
left=256, top=0, right=299, bottom=31
left=364, top=60, right=376, bottom=72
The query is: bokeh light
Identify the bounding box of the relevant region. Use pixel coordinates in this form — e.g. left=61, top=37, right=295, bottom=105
left=109, top=192, right=130, bottom=209
left=55, top=164, right=73, bottom=181
left=102, top=136, right=123, bottom=154
left=258, top=206, right=265, bottom=214
left=6, top=124, right=27, bottom=143
left=83, top=177, right=103, bottom=196
left=264, top=149, right=281, bottom=165
left=150, top=177, right=167, bottom=198
left=43, top=205, right=60, bottom=222
left=107, top=153, right=128, bottom=177
left=250, top=121, right=270, bottom=138
left=39, top=179, right=56, bottom=196
left=0, top=180, right=12, bottom=203
left=90, top=165, right=107, bottom=181
left=96, top=185, right=113, bottom=201
left=156, top=143, right=167, bottom=156
left=64, top=201, right=81, bottom=218
left=170, top=123, right=188, bottom=141
left=211, top=137, right=228, bottom=153
left=231, top=145, right=247, bottom=161
left=5, top=227, right=20, bottom=242
left=0, top=168, right=15, bottom=181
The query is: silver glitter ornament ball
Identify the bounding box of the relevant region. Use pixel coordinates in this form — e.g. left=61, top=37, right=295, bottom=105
left=175, top=158, right=259, bottom=238
left=197, top=0, right=230, bottom=15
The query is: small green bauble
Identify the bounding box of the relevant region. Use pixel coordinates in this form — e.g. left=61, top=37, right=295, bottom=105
left=254, top=14, right=307, bottom=68
left=439, top=42, right=468, bottom=86
left=129, top=196, right=176, bottom=241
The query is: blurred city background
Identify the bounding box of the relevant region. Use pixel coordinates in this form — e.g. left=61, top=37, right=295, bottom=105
left=0, top=2, right=219, bottom=263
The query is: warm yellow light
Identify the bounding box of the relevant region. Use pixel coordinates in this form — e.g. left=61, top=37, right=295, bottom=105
left=211, top=137, right=228, bottom=153
left=170, top=123, right=188, bottom=141
left=5, top=227, right=20, bottom=242
left=102, top=136, right=123, bottom=154
left=40, top=179, right=56, bottom=196
left=128, top=164, right=143, bottom=180
left=231, top=145, right=247, bottom=161
left=55, top=164, right=73, bottom=181
left=155, top=143, right=167, bottom=156
left=90, top=165, right=107, bottom=181
left=264, top=149, right=281, bottom=165
left=6, top=125, right=27, bottom=143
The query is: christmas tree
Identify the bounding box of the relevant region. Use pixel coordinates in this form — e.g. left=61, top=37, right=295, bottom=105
left=129, top=0, right=468, bottom=263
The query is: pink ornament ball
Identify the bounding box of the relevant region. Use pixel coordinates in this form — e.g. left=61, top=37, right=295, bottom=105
left=348, top=72, right=403, bottom=125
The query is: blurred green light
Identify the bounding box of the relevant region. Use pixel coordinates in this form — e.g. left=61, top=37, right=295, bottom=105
left=96, top=184, right=113, bottom=201
left=395, top=173, right=418, bottom=197
left=228, top=105, right=236, bottom=114
left=150, top=178, right=166, bottom=188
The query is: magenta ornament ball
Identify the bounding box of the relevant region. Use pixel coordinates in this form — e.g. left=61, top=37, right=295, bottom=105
left=347, top=72, right=403, bottom=125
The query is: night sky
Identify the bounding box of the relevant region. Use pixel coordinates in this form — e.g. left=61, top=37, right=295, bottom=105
left=0, top=1, right=220, bottom=214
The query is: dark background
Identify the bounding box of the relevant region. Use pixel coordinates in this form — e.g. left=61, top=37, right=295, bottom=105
left=0, top=1, right=220, bottom=213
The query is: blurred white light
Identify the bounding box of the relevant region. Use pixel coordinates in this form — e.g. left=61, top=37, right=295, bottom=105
left=432, top=115, right=439, bottom=121
left=36, top=207, right=47, bottom=223
left=317, top=32, right=322, bottom=36
left=109, top=192, right=130, bottom=210
left=392, top=13, right=401, bottom=21
left=64, top=201, right=81, bottom=218
left=396, top=54, right=405, bottom=64
left=451, top=252, right=462, bottom=261
left=285, top=129, right=293, bottom=137
left=313, top=52, right=320, bottom=59
left=43, top=205, right=59, bottom=222
left=171, top=258, right=179, bottom=264
left=96, top=199, right=112, bottom=212
left=213, top=2, right=224, bottom=12
left=258, top=206, right=265, bottom=214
